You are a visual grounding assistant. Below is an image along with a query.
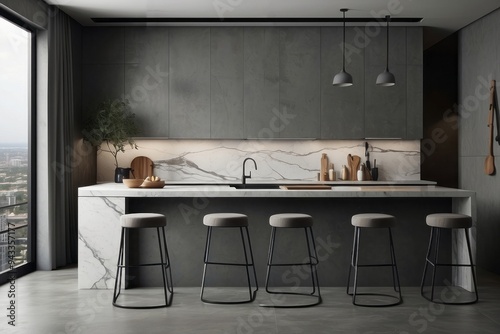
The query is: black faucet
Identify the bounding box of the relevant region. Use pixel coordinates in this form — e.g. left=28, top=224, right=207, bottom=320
left=242, top=158, right=257, bottom=185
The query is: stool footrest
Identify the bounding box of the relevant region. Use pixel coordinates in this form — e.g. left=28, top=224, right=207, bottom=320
left=204, top=261, right=254, bottom=267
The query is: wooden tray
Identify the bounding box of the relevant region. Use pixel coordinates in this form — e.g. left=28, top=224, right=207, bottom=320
left=141, top=180, right=165, bottom=188
left=279, top=185, right=331, bottom=190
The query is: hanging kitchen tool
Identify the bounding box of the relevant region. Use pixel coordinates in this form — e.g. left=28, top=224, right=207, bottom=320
left=364, top=142, right=372, bottom=180
left=485, top=80, right=496, bottom=175
left=364, top=142, right=371, bottom=171
left=494, top=80, right=500, bottom=146
left=131, top=156, right=154, bottom=179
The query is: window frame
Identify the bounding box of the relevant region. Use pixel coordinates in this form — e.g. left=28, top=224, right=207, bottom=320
left=0, top=8, right=37, bottom=285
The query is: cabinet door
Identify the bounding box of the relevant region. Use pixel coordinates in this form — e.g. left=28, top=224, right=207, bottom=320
left=124, top=27, right=169, bottom=137
left=365, top=27, right=407, bottom=139
left=279, top=27, right=321, bottom=138
left=210, top=27, right=244, bottom=139
left=243, top=27, right=280, bottom=139
left=169, top=27, right=211, bottom=138
left=406, top=27, right=423, bottom=139
left=321, top=27, right=365, bottom=139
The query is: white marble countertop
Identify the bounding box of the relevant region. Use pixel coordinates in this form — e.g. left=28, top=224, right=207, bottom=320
left=78, top=182, right=474, bottom=198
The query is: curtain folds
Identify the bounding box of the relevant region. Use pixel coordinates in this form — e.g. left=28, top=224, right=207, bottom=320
left=47, top=7, right=77, bottom=268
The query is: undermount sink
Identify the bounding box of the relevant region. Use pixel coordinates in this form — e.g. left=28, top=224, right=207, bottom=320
left=230, top=184, right=281, bottom=189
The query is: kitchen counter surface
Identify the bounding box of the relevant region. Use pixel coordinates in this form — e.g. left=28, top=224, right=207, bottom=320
left=79, top=182, right=472, bottom=198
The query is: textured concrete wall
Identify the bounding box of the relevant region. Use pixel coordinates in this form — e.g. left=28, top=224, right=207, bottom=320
left=458, top=7, right=500, bottom=274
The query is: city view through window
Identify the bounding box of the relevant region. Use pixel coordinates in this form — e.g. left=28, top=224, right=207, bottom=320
left=0, top=16, right=31, bottom=274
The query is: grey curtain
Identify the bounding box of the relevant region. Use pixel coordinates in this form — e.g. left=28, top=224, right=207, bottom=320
left=47, top=7, right=77, bottom=268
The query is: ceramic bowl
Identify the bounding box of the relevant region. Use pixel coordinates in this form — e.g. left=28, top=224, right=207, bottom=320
left=123, top=178, right=144, bottom=188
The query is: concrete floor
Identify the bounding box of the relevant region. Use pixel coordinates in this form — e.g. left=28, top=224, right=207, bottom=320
left=1, top=266, right=500, bottom=334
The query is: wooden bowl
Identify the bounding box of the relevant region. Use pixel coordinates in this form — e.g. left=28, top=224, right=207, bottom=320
left=123, top=178, right=144, bottom=188
left=141, top=180, right=165, bottom=188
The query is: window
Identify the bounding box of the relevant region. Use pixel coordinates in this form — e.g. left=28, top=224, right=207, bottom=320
left=0, top=13, right=36, bottom=284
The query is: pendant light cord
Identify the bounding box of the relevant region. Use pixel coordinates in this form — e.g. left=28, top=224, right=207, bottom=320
left=342, top=9, right=347, bottom=71
left=385, top=15, right=390, bottom=71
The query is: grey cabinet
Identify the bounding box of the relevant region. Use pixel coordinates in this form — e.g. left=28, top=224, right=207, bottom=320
left=279, top=28, right=321, bottom=138
left=169, top=28, right=211, bottom=138
left=406, top=28, right=423, bottom=139
left=124, top=28, right=169, bottom=137
left=243, top=28, right=280, bottom=139
left=321, top=27, right=365, bottom=139
left=210, top=28, right=244, bottom=139
left=365, top=27, right=407, bottom=139
left=80, top=26, right=423, bottom=140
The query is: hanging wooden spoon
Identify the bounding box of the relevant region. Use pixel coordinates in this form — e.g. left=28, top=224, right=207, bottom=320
left=485, top=80, right=496, bottom=175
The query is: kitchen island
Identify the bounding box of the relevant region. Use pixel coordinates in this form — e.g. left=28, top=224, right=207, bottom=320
left=78, top=183, right=475, bottom=291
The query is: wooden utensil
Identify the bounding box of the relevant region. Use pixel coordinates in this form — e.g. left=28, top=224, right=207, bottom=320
left=347, top=154, right=361, bottom=181
left=485, top=80, right=496, bottom=175
left=130, top=156, right=154, bottom=179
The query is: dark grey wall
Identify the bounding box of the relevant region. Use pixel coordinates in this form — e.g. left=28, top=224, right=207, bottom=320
left=128, top=197, right=451, bottom=287
left=422, top=33, right=459, bottom=188
left=458, top=7, right=500, bottom=274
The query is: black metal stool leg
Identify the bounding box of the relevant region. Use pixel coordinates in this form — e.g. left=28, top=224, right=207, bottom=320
left=464, top=228, right=479, bottom=303
left=421, top=226, right=478, bottom=304
left=348, top=227, right=402, bottom=307
left=113, top=226, right=173, bottom=309
left=260, top=226, right=322, bottom=308
left=201, top=226, right=258, bottom=304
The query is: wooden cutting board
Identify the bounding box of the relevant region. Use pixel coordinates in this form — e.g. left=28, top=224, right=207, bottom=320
left=279, top=185, right=331, bottom=190
left=130, top=156, right=154, bottom=179
left=347, top=154, right=361, bottom=181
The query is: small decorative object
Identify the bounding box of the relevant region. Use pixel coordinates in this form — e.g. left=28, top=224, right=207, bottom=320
left=357, top=163, right=365, bottom=181
left=141, top=175, right=165, bottom=188
left=371, top=159, right=379, bottom=181
left=83, top=98, right=139, bottom=183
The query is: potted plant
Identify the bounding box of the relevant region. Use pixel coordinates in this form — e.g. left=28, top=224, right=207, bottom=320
left=83, top=98, right=140, bottom=183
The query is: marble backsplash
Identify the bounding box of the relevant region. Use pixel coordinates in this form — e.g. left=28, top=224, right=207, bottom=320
left=96, top=140, right=420, bottom=183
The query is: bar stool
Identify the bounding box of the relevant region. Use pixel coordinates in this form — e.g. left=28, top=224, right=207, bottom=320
left=421, top=213, right=478, bottom=304
left=200, top=213, right=258, bottom=304
left=347, top=213, right=402, bottom=307
left=113, top=213, right=173, bottom=309
left=261, top=213, right=321, bottom=308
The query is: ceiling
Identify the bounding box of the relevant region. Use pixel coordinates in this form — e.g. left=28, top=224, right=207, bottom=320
left=45, top=0, right=500, bottom=48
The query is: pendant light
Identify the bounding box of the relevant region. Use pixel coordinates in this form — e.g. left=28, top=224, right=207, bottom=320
left=332, top=8, right=353, bottom=87
left=376, top=15, right=396, bottom=86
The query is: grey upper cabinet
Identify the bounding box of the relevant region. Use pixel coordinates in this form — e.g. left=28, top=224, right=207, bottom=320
left=80, top=26, right=423, bottom=140
left=210, top=28, right=244, bottom=139
left=124, top=28, right=169, bottom=137
left=406, top=28, right=423, bottom=139
left=243, top=28, right=280, bottom=139
left=279, top=28, right=321, bottom=138
left=169, top=28, right=211, bottom=138
left=321, top=27, right=365, bottom=139
left=365, top=27, right=407, bottom=139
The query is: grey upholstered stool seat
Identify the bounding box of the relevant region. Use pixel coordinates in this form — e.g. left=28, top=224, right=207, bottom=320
left=426, top=213, right=472, bottom=229
left=201, top=213, right=258, bottom=304
left=421, top=213, right=478, bottom=304
left=351, top=213, right=396, bottom=228
left=261, top=213, right=321, bottom=308
left=203, top=213, right=248, bottom=227
left=120, top=213, right=166, bottom=228
left=269, top=213, right=313, bottom=228
left=113, top=213, right=173, bottom=309
left=347, top=213, right=402, bottom=307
